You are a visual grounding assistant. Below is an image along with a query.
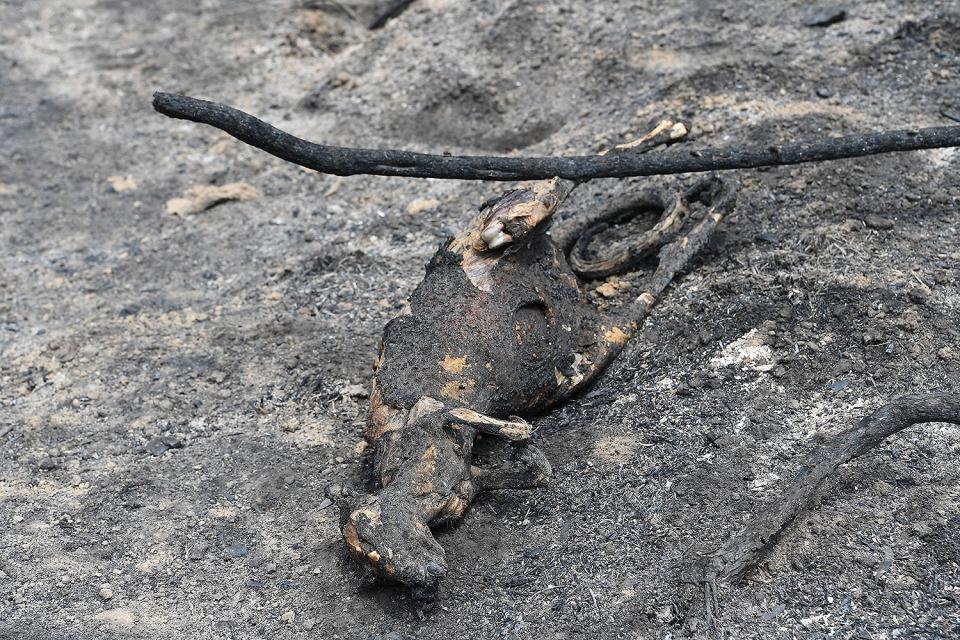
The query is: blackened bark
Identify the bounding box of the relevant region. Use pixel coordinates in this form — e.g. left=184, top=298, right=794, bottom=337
left=153, top=92, right=960, bottom=181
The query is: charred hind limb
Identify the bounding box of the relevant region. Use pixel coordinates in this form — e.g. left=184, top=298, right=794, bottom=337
left=471, top=445, right=552, bottom=491
left=152, top=92, right=960, bottom=181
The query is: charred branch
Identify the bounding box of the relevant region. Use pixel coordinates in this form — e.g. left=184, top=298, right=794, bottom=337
left=153, top=92, right=960, bottom=181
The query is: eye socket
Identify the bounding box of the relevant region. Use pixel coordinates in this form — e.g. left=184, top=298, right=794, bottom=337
left=513, top=301, right=550, bottom=346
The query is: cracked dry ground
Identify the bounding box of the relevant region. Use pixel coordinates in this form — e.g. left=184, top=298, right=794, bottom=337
left=1, top=1, right=959, bottom=638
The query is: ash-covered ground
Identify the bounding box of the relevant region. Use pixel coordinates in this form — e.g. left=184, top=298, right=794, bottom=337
left=1, top=1, right=958, bottom=638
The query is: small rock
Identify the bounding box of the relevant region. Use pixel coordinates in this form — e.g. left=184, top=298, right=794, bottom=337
left=805, top=6, right=847, bottom=27
left=828, top=379, right=849, bottom=392
left=938, top=346, right=955, bottom=361
left=223, top=544, right=249, bottom=559
left=145, top=438, right=169, bottom=456
left=340, top=383, right=368, bottom=398
left=815, top=86, right=833, bottom=99
left=99, top=584, right=114, bottom=600
left=772, top=365, right=787, bottom=378
left=887, top=574, right=919, bottom=590
left=405, top=198, right=440, bottom=215
left=303, top=618, right=316, bottom=631
left=864, top=214, right=894, bottom=230
left=595, top=282, right=619, bottom=298
left=318, top=497, right=333, bottom=510
left=106, top=175, right=137, bottom=193
left=160, top=435, right=184, bottom=449
left=895, top=311, right=920, bottom=332
left=907, top=283, right=932, bottom=304
left=840, top=218, right=865, bottom=232
left=756, top=231, right=777, bottom=243
left=38, top=457, right=59, bottom=471
left=186, top=542, right=209, bottom=561
left=280, top=610, right=295, bottom=624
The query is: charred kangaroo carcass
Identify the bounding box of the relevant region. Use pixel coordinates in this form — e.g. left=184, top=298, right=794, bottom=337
left=327, top=154, right=735, bottom=599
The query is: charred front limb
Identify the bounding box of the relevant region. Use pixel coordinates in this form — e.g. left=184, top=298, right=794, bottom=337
left=447, top=407, right=532, bottom=443
left=696, top=393, right=960, bottom=583
left=153, top=92, right=960, bottom=181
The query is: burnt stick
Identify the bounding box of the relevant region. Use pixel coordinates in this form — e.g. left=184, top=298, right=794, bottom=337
left=154, top=91, right=960, bottom=181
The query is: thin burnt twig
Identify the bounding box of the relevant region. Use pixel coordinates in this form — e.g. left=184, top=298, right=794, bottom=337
left=153, top=92, right=960, bottom=181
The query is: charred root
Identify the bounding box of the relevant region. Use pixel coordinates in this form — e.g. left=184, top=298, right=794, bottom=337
left=685, top=393, right=960, bottom=635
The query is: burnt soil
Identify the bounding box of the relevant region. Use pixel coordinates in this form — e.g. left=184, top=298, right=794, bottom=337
left=1, top=1, right=959, bottom=638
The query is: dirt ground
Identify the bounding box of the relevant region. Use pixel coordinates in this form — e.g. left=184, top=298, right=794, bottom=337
left=1, top=1, right=959, bottom=638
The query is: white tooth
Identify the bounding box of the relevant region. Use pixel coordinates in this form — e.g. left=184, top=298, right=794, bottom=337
left=480, top=222, right=503, bottom=244
left=486, top=232, right=511, bottom=249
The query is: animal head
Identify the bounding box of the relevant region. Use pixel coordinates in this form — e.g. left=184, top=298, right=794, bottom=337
left=327, top=485, right=448, bottom=601
left=473, top=178, right=571, bottom=250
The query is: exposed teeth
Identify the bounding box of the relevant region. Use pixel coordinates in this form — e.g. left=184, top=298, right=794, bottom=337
left=486, top=231, right=511, bottom=249
left=480, top=221, right=503, bottom=244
